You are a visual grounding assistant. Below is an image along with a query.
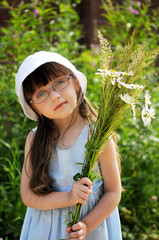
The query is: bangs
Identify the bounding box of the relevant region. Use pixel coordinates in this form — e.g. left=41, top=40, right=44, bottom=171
left=23, top=62, right=73, bottom=101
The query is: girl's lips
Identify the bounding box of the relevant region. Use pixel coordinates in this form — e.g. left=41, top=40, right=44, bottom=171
left=54, top=101, right=67, bottom=110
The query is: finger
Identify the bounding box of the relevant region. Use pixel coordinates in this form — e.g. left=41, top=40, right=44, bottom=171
left=66, top=226, right=72, bottom=232
left=77, top=197, right=86, bottom=205
left=79, top=184, right=92, bottom=194
left=71, top=222, right=83, bottom=231
left=79, top=177, right=92, bottom=189
left=69, top=234, right=83, bottom=240
left=69, top=229, right=83, bottom=239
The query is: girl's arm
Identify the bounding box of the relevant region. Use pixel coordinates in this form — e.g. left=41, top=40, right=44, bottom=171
left=20, top=131, right=92, bottom=210
left=66, top=138, right=121, bottom=238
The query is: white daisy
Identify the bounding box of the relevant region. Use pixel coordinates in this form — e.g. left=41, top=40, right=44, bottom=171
left=120, top=81, right=133, bottom=89
left=120, top=93, right=133, bottom=104
left=145, top=90, right=151, bottom=108
left=95, top=72, right=104, bottom=76
left=95, top=69, right=134, bottom=77
left=96, top=69, right=104, bottom=71
left=141, top=106, right=155, bottom=126
left=116, top=77, right=123, bottom=82
left=131, top=84, right=145, bottom=90
left=111, top=78, right=116, bottom=85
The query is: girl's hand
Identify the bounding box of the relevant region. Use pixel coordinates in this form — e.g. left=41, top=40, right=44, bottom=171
left=66, top=221, right=88, bottom=240
left=68, top=177, right=92, bottom=206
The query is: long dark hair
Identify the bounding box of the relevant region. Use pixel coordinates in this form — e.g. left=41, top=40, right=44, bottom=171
left=23, top=62, right=97, bottom=194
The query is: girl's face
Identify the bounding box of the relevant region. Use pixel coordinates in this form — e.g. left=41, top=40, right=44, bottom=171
left=30, top=74, right=79, bottom=121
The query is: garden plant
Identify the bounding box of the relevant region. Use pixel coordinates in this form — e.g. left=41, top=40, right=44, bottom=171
left=0, top=0, right=159, bottom=239
left=101, top=0, right=159, bottom=239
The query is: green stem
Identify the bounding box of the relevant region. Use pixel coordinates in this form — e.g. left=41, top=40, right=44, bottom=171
left=73, top=203, right=82, bottom=225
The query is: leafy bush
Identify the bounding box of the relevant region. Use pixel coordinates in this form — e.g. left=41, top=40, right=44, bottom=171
left=101, top=0, right=159, bottom=49
left=0, top=0, right=83, bottom=239
left=100, top=0, right=159, bottom=238
left=0, top=0, right=159, bottom=239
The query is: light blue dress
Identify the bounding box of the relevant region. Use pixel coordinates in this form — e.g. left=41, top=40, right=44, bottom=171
left=20, top=124, right=122, bottom=240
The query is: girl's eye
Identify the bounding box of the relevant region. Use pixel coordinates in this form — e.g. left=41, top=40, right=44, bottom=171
left=36, top=90, right=46, bottom=99
left=55, top=79, right=65, bottom=87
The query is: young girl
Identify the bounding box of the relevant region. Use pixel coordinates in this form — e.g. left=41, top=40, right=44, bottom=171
left=15, top=51, right=122, bottom=240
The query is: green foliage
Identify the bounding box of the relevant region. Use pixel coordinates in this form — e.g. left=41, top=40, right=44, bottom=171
left=0, top=0, right=83, bottom=62
left=119, top=70, right=159, bottom=239
left=0, top=0, right=159, bottom=239
left=99, top=0, right=159, bottom=238
left=101, top=0, right=159, bottom=81
left=0, top=139, right=24, bottom=239
left=0, top=0, right=83, bottom=239
left=101, top=0, right=159, bottom=49
left=119, top=101, right=159, bottom=239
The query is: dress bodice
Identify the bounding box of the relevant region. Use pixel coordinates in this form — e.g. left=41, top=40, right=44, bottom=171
left=49, top=123, right=88, bottom=190
left=20, top=124, right=122, bottom=240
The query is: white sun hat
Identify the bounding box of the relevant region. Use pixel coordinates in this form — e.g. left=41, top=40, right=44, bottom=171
left=15, top=51, right=87, bottom=121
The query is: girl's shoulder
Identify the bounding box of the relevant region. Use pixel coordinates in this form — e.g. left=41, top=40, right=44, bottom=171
left=26, top=130, right=34, bottom=142
left=25, top=127, right=37, bottom=148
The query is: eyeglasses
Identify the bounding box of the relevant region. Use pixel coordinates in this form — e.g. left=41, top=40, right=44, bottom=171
left=30, top=74, right=73, bottom=104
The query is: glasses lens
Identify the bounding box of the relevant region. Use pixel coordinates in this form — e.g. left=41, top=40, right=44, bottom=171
left=54, top=76, right=69, bottom=91
left=31, top=75, right=71, bottom=104
left=33, top=90, right=48, bottom=103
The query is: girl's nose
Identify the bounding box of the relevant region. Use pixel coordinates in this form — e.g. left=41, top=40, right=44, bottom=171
left=50, top=90, right=61, bottom=102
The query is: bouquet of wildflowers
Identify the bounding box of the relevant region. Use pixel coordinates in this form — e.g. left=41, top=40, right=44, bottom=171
left=65, top=31, right=159, bottom=230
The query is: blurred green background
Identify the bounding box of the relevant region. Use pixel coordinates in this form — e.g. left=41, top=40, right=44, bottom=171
left=0, top=0, right=159, bottom=239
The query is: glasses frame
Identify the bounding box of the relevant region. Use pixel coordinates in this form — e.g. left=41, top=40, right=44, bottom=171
left=29, top=74, right=73, bottom=104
